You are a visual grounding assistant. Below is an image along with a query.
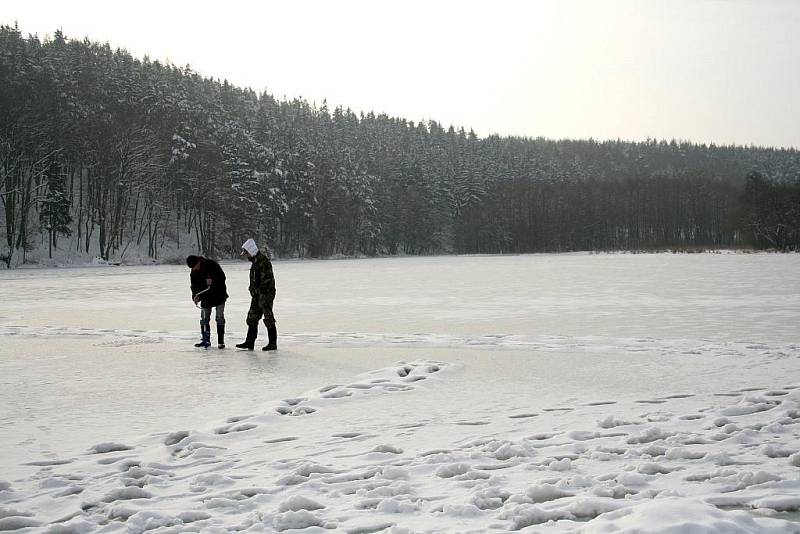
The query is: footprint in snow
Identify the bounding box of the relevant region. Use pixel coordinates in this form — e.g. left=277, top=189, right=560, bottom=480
left=264, top=436, right=299, bottom=444
left=164, top=431, right=190, bottom=446
left=508, top=413, right=539, bottom=419
left=88, top=442, right=134, bottom=454
left=23, top=458, right=74, bottom=466
left=276, top=405, right=317, bottom=416
left=345, top=522, right=396, bottom=534
left=214, top=423, right=257, bottom=435
left=322, top=389, right=353, bottom=399
left=282, top=360, right=449, bottom=419
left=226, top=415, right=254, bottom=423
left=97, top=454, right=139, bottom=465
left=395, top=422, right=425, bottom=429
left=347, top=382, right=412, bottom=392
left=527, top=433, right=558, bottom=441
left=455, top=420, right=491, bottom=426
left=403, top=375, right=427, bottom=383
left=396, top=365, right=413, bottom=377
left=370, top=444, right=403, bottom=454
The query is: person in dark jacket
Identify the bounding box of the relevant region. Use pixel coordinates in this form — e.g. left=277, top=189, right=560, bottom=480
left=235, top=238, right=278, bottom=351
left=186, top=255, right=229, bottom=349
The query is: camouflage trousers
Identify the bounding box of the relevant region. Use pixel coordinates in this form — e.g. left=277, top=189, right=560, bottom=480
left=246, top=294, right=276, bottom=327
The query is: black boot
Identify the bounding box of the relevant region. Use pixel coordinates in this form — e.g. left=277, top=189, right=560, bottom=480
left=262, top=325, right=277, bottom=351
left=217, top=324, right=225, bottom=349
left=235, top=324, right=257, bottom=350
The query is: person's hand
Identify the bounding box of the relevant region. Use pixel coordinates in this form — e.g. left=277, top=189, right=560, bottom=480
left=193, top=295, right=199, bottom=304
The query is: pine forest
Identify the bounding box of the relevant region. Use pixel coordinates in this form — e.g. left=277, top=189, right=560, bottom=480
left=2, top=25, right=799, bottom=268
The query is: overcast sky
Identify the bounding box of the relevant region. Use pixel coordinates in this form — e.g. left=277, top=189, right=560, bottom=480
left=3, top=0, right=799, bottom=148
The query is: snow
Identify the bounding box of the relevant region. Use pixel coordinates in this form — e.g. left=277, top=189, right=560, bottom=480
left=1, top=253, right=800, bottom=532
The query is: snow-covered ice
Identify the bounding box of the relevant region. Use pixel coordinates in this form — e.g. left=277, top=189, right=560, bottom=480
left=1, top=253, right=799, bottom=532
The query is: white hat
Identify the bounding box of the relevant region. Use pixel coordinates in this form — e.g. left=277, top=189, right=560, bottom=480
left=241, top=238, right=258, bottom=256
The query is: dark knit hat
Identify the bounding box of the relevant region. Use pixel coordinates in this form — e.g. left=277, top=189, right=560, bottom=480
left=186, top=255, right=200, bottom=268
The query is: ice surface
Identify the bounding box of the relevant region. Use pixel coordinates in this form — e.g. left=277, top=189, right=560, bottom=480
left=1, top=253, right=799, bottom=532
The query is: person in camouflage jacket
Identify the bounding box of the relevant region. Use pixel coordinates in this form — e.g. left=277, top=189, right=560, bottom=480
left=235, top=238, right=278, bottom=351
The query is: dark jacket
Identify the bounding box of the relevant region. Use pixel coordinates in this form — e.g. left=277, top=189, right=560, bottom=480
left=190, top=257, right=229, bottom=308
left=248, top=251, right=275, bottom=300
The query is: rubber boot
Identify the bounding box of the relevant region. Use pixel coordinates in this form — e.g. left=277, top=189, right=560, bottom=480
left=217, top=324, right=225, bottom=349
left=193, top=328, right=205, bottom=348
left=236, top=324, right=257, bottom=350
left=262, top=325, right=277, bottom=351
left=195, top=324, right=211, bottom=348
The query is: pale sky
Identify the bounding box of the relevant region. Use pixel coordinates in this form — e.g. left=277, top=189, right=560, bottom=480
left=3, top=0, right=799, bottom=148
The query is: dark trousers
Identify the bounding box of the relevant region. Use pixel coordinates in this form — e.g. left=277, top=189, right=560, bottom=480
left=200, top=303, right=226, bottom=328
left=246, top=294, right=276, bottom=327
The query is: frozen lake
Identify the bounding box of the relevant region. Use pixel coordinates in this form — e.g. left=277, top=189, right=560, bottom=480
left=1, top=253, right=799, bottom=532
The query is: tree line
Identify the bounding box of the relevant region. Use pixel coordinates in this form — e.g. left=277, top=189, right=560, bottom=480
left=2, top=25, right=799, bottom=267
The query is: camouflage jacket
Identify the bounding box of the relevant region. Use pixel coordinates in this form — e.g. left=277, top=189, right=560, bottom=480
left=249, top=251, right=276, bottom=299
